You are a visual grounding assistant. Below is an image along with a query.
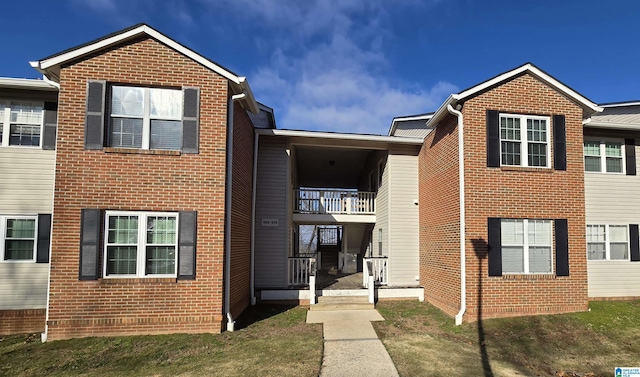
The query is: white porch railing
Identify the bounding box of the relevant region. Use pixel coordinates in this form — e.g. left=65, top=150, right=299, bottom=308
left=363, top=257, right=388, bottom=287
left=294, top=189, right=375, bottom=215
left=288, top=257, right=316, bottom=286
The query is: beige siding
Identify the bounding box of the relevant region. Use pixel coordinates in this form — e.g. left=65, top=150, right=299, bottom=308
left=0, top=264, right=49, bottom=309
left=388, top=149, right=420, bottom=286
left=585, top=142, right=640, bottom=297
left=254, top=137, right=288, bottom=288
left=393, top=125, right=433, bottom=139
left=0, top=148, right=54, bottom=310
left=372, top=152, right=388, bottom=257
left=0, top=148, right=55, bottom=213
left=587, top=262, right=640, bottom=297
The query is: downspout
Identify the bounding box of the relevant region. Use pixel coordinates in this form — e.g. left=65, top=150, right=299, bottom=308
left=447, top=104, right=467, bottom=326
left=250, top=133, right=259, bottom=305
left=225, top=92, right=247, bottom=332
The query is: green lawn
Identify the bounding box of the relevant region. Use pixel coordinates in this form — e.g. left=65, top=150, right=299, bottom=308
left=0, top=305, right=322, bottom=377
left=374, top=300, right=640, bottom=377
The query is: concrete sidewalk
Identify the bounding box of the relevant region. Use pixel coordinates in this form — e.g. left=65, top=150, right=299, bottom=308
left=307, top=309, right=399, bottom=377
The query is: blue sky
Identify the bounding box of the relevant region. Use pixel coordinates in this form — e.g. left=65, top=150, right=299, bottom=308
left=2, top=0, right=639, bottom=135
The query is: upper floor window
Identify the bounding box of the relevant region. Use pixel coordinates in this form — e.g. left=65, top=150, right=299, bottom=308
left=0, top=101, right=43, bottom=147
left=500, top=114, right=550, bottom=168
left=584, top=139, right=624, bottom=173
left=0, top=215, right=37, bottom=262
left=110, top=86, right=183, bottom=150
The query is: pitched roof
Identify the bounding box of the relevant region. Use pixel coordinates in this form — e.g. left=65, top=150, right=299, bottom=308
left=29, top=23, right=259, bottom=113
left=426, top=63, right=602, bottom=127
left=586, top=101, right=640, bottom=129
left=248, top=103, right=277, bottom=129
left=388, top=112, right=434, bottom=138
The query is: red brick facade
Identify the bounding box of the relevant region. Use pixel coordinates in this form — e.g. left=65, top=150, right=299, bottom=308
left=420, top=73, right=589, bottom=321
left=229, top=102, right=254, bottom=318
left=46, top=36, right=249, bottom=340
left=0, top=310, right=45, bottom=335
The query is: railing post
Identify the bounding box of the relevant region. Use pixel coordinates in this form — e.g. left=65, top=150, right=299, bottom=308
left=309, top=274, right=316, bottom=305
left=368, top=274, right=375, bottom=304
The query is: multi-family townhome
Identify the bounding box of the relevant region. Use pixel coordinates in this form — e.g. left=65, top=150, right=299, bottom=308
left=2, top=24, right=639, bottom=340
left=0, top=77, right=58, bottom=335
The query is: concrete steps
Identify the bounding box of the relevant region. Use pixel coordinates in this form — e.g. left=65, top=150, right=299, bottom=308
left=310, top=295, right=374, bottom=311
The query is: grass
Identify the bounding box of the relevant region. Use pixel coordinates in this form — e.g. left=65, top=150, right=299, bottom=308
left=374, top=300, right=640, bottom=377
left=0, top=305, right=322, bottom=377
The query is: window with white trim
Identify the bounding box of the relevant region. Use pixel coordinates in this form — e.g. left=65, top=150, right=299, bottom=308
left=586, top=224, right=628, bottom=260
left=501, top=219, right=553, bottom=273
left=109, top=86, right=183, bottom=150
left=0, top=101, right=44, bottom=147
left=104, top=211, right=178, bottom=277
left=500, top=114, right=550, bottom=167
left=0, top=215, right=37, bottom=262
left=583, top=139, right=624, bottom=173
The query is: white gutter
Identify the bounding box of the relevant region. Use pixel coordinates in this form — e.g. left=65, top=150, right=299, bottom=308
left=447, top=104, right=467, bottom=326
left=224, top=92, right=247, bottom=332
left=250, top=133, right=259, bottom=305
left=42, top=75, right=60, bottom=90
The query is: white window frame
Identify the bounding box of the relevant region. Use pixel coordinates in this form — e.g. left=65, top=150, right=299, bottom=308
left=501, top=219, right=553, bottom=274
left=0, top=101, right=44, bottom=148
left=109, top=86, right=183, bottom=150
left=499, top=113, right=551, bottom=168
left=103, top=211, right=179, bottom=278
left=586, top=224, right=629, bottom=261
left=583, top=138, right=625, bottom=174
left=0, top=215, right=38, bottom=263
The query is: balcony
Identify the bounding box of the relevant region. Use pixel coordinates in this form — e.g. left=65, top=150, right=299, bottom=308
left=294, top=189, right=375, bottom=218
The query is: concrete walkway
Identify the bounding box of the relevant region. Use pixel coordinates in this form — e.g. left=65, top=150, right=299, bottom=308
left=307, top=309, right=399, bottom=377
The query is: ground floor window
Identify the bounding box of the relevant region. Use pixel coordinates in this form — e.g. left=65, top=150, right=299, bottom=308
left=586, top=224, right=628, bottom=261
left=0, top=215, right=37, bottom=261
left=501, top=219, right=552, bottom=274
left=104, top=211, right=178, bottom=277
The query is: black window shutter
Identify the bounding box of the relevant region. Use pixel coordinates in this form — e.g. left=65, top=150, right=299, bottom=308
left=487, top=110, right=500, bottom=167
left=630, top=224, right=640, bottom=261
left=79, top=209, right=102, bottom=280
left=182, top=87, right=200, bottom=154
left=555, top=219, right=569, bottom=276
left=487, top=217, right=502, bottom=276
left=42, top=102, right=57, bottom=150
left=553, top=115, right=566, bottom=171
left=178, top=211, right=197, bottom=279
left=85, top=80, right=106, bottom=150
left=626, top=139, right=636, bottom=176
left=36, top=214, right=52, bottom=263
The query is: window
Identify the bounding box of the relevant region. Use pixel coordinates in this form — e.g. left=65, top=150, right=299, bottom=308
left=501, top=219, right=552, bottom=273
left=584, top=139, right=624, bottom=173
left=587, top=224, right=628, bottom=260
left=109, top=86, right=183, bottom=150
left=0, top=101, right=43, bottom=147
left=0, top=216, right=37, bottom=262
left=500, top=114, right=550, bottom=167
left=104, top=211, right=178, bottom=277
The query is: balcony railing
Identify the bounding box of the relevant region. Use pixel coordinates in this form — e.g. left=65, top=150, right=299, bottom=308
left=288, top=256, right=316, bottom=286
left=294, top=189, right=375, bottom=215
left=363, top=257, right=388, bottom=287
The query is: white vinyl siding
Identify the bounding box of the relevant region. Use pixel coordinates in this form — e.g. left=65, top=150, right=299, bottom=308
left=372, top=152, right=388, bottom=258
left=387, top=148, right=419, bottom=286
left=0, top=147, right=53, bottom=310
left=254, top=137, right=288, bottom=288
left=585, top=139, right=640, bottom=298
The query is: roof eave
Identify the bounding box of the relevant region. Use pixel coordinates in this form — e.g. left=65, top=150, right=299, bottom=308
left=584, top=121, right=640, bottom=130
left=388, top=114, right=434, bottom=136
left=0, top=77, right=58, bottom=91
left=256, top=128, right=424, bottom=145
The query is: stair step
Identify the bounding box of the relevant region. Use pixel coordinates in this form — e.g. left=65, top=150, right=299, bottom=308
left=317, top=295, right=369, bottom=304
left=309, top=302, right=375, bottom=311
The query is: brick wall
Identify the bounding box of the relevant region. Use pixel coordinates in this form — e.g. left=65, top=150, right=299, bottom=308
left=0, top=310, right=46, bottom=335
left=420, top=73, right=589, bottom=321
left=229, top=102, right=253, bottom=319
left=47, top=36, right=232, bottom=340
left=419, top=114, right=461, bottom=316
